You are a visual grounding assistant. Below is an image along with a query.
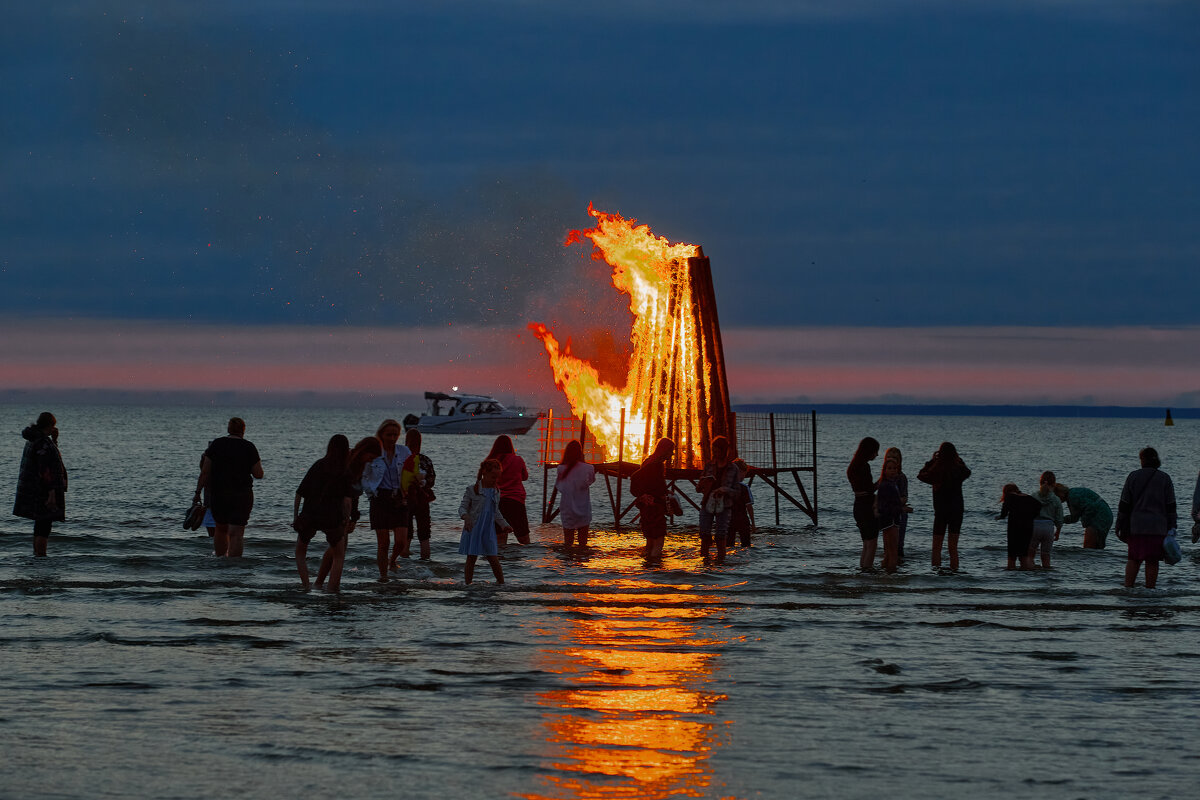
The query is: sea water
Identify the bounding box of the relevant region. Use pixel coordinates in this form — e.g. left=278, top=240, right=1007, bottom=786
left=2, top=404, right=1199, bottom=799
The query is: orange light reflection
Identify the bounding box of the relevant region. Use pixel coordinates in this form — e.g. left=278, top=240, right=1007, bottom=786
left=521, top=561, right=731, bottom=799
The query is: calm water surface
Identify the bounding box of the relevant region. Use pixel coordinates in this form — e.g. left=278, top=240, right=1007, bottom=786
left=3, top=404, right=1200, bottom=799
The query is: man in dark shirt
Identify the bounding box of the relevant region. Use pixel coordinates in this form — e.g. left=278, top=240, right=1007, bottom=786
left=195, top=417, right=264, bottom=557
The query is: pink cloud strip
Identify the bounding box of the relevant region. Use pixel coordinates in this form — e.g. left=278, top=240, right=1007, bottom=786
left=1, top=320, right=1198, bottom=406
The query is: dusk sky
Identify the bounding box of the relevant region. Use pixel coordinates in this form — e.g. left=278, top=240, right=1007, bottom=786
left=3, top=1, right=1198, bottom=405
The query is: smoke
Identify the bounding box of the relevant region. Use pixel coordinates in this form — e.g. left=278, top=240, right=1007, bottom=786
left=8, top=2, right=625, bottom=331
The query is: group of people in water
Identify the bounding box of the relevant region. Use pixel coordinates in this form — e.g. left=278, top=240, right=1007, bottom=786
left=188, top=417, right=543, bottom=590
left=13, top=410, right=1194, bottom=591
left=847, top=436, right=1196, bottom=588
left=11, top=413, right=758, bottom=590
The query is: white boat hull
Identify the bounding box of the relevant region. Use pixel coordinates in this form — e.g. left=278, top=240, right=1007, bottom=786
left=412, top=415, right=538, bottom=436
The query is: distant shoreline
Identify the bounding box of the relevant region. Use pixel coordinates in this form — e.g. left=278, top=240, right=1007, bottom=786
left=735, top=403, right=1193, bottom=420
left=0, top=389, right=1191, bottom=419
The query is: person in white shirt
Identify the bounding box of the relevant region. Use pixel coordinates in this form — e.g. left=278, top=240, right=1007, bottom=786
left=554, top=440, right=596, bottom=547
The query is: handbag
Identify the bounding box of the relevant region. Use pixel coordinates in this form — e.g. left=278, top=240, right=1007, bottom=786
left=703, top=492, right=727, bottom=515
left=1163, top=529, right=1182, bottom=565
left=666, top=491, right=683, bottom=517
left=183, top=501, right=206, bottom=531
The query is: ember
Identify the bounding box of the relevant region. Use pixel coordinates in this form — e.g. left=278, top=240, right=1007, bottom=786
left=530, top=205, right=731, bottom=469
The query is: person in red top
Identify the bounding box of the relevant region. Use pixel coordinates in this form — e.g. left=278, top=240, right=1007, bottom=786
left=486, top=435, right=530, bottom=545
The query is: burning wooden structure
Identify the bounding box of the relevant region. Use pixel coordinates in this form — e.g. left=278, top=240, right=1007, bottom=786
left=532, top=206, right=817, bottom=530
left=622, top=246, right=732, bottom=468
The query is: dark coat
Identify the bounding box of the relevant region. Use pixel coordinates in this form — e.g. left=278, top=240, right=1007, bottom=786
left=13, top=426, right=67, bottom=522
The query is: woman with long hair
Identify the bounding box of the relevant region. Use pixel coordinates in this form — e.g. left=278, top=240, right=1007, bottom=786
left=555, top=439, right=596, bottom=547
left=361, top=419, right=411, bottom=581
left=918, top=441, right=971, bottom=570
left=485, top=435, right=530, bottom=546
left=847, top=436, right=880, bottom=571
left=315, top=436, right=382, bottom=590
left=876, top=456, right=904, bottom=573
left=881, top=446, right=911, bottom=563
left=293, top=434, right=352, bottom=590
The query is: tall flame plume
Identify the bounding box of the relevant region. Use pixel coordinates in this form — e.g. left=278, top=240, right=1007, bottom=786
left=530, top=205, right=730, bottom=469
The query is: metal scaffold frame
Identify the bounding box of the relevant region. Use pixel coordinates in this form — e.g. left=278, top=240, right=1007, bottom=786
left=537, top=408, right=817, bottom=531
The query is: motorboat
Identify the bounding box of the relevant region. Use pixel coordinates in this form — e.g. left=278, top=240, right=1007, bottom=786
left=403, top=392, right=540, bottom=435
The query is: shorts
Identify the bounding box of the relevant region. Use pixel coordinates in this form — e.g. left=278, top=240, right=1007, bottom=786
left=500, top=497, right=530, bottom=543
left=1030, top=519, right=1055, bottom=559
left=407, top=502, right=432, bottom=542
left=641, top=505, right=667, bottom=540
left=933, top=502, right=964, bottom=534
left=699, top=507, right=731, bottom=544
left=296, top=524, right=346, bottom=547
left=369, top=491, right=408, bottom=530
left=853, top=495, right=878, bottom=541
left=1007, top=528, right=1033, bottom=559
left=211, top=492, right=253, bottom=527
left=877, top=512, right=902, bottom=531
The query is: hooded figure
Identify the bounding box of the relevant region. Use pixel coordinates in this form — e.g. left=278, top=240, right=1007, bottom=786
left=14, top=412, right=67, bottom=554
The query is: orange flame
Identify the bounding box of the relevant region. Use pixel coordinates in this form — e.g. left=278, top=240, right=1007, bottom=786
left=530, top=204, right=709, bottom=465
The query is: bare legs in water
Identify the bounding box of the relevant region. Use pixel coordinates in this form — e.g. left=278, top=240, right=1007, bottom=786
left=464, top=554, right=504, bottom=585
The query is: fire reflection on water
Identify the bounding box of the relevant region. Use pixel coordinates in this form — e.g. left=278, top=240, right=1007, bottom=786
left=521, top=570, right=731, bottom=800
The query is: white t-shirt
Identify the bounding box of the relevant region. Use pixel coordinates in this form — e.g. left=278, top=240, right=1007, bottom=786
left=555, top=462, right=596, bottom=529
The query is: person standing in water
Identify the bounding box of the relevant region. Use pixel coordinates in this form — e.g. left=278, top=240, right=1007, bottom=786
left=698, top=435, right=739, bottom=562
left=1115, top=447, right=1176, bottom=590
left=401, top=428, right=437, bottom=561
left=554, top=439, right=596, bottom=548
left=726, top=458, right=755, bottom=549
left=195, top=417, right=263, bottom=558
left=486, top=435, right=530, bottom=546
left=1030, top=471, right=1064, bottom=569
left=876, top=456, right=905, bottom=573
left=847, top=437, right=880, bottom=572
left=997, top=484, right=1040, bottom=570
left=14, top=412, right=67, bottom=557
left=293, top=435, right=353, bottom=591
left=882, top=447, right=911, bottom=562
left=458, top=459, right=510, bottom=585
left=315, top=436, right=382, bottom=590
left=631, top=438, right=675, bottom=562
left=362, top=419, right=411, bottom=580
left=918, top=441, right=971, bottom=571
